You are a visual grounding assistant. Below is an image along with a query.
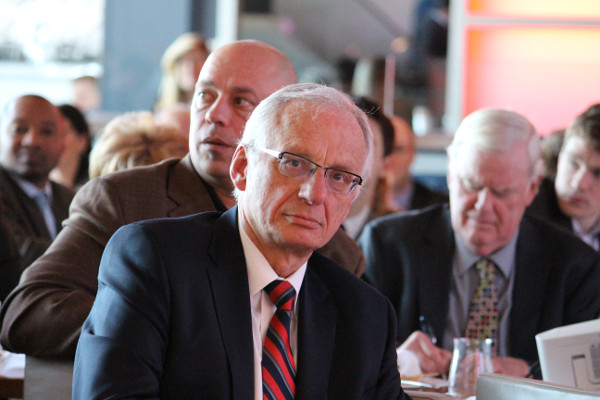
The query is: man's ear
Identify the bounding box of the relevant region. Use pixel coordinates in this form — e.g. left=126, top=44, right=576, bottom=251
left=230, top=145, right=248, bottom=191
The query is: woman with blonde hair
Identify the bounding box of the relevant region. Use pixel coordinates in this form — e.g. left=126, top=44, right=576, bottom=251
left=155, top=32, right=209, bottom=111
left=89, top=112, right=189, bottom=179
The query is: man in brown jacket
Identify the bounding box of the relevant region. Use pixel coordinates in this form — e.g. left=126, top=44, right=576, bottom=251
left=0, top=40, right=365, bottom=359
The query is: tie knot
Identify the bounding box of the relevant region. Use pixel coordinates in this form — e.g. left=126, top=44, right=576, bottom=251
left=475, top=258, right=495, bottom=275
left=264, top=280, right=296, bottom=311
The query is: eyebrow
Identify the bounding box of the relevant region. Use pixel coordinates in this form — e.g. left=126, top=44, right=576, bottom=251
left=197, top=80, right=257, bottom=96
left=12, top=117, right=56, bottom=126
left=290, top=150, right=359, bottom=175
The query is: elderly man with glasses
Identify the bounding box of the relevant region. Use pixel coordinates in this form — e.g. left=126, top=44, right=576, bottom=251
left=73, top=83, right=408, bottom=399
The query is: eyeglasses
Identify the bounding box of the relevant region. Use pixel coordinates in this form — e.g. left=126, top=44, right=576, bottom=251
left=259, top=147, right=363, bottom=194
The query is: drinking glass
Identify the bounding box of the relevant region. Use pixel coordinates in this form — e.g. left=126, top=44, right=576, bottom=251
left=448, top=337, right=494, bottom=397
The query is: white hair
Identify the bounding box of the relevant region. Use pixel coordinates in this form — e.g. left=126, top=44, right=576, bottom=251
left=447, top=108, right=544, bottom=179
left=234, top=83, right=374, bottom=199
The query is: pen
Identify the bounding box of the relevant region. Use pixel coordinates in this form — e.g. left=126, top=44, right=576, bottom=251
left=419, top=315, right=438, bottom=345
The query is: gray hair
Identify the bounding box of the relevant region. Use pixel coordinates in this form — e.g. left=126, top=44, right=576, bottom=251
left=240, top=82, right=374, bottom=179
left=447, top=108, right=543, bottom=179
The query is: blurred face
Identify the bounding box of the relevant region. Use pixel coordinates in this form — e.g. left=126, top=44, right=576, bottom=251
left=349, top=119, right=382, bottom=215
left=175, top=47, right=208, bottom=93
left=447, top=143, right=539, bottom=256
left=232, top=106, right=367, bottom=255
left=384, top=118, right=414, bottom=189
left=0, top=96, right=64, bottom=188
left=555, top=135, right=600, bottom=231
left=59, top=119, right=88, bottom=159
left=189, top=43, right=296, bottom=191
left=369, top=120, right=384, bottom=179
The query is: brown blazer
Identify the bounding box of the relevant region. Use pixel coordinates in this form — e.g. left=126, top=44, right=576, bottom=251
left=0, top=167, right=74, bottom=268
left=0, top=155, right=365, bottom=359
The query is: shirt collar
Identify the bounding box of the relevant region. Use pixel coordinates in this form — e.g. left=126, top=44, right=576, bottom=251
left=394, top=181, right=414, bottom=210
left=571, top=218, right=600, bottom=251
left=572, top=217, right=600, bottom=237
left=9, top=171, right=52, bottom=200
left=239, top=211, right=306, bottom=305
left=454, top=230, right=518, bottom=279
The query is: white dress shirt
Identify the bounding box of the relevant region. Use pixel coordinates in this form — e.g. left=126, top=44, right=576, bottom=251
left=239, top=222, right=307, bottom=400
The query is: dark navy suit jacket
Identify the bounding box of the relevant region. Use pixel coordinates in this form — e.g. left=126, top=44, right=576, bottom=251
left=359, top=204, right=600, bottom=365
left=73, top=207, right=407, bottom=399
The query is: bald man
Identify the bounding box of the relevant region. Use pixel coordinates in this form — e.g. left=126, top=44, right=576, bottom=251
left=0, top=41, right=365, bottom=359
left=0, top=95, right=73, bottom=270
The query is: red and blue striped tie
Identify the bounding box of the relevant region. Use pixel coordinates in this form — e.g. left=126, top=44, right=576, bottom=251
left=262, top=280, right=296, bottom=400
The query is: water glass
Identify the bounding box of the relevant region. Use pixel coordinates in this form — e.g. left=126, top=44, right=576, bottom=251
left=448, top=337, right=494, bottom=397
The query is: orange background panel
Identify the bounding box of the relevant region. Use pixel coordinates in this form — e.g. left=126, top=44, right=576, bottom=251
left=463, top=25, right=600, bottom=135
left=467, top=0, right=600, bottom=20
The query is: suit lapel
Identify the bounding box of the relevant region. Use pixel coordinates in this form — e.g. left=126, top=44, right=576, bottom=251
left=509, top=216, right=548, bottom=358
left=419, top=207, right=455, bottom=345
left=206, top=207, right=254, bottom=399
left=0, top=168, right=50, bottom=238
left=295, top=262, right=336, bottom=399
left=50, top=182, right=73, bottom=232
left=166, top=155, right=219, bottom=217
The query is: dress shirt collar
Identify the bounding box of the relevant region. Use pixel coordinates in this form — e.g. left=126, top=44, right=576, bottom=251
left=239, top=217, right=306, bottom=305
left=9, top=171, right=52, bottom=201
left=571, top=218, right=600, bottom=251
left=454, top=230, right=518, bottom=279
left=393, top=181, right=414, bottom=211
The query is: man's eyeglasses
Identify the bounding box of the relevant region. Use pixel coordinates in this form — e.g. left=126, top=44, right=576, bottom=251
left=259, top=148, right=363, bottom=194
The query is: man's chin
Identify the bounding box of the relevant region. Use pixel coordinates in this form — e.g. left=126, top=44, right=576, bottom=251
left=280, top=230, right=328, bottom=252
left=463, top=232, right=498, bottom=256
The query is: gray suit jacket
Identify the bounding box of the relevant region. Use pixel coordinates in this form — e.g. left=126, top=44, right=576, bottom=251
left=0, top=155, right=365, bottom=359
left=0, top=167, right=73, bottom=268
left=359, top=204, right=600, bottom=364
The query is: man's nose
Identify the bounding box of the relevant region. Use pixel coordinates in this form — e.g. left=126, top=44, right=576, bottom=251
left=21, top=128, right=42, bottom=146
left=474, top=188, right=492, bottom=211
left=204, top=97, right=231, bottom=126
left=298, top=171, right=328, bottom=205
left=573, top=167, right=592, bottom=191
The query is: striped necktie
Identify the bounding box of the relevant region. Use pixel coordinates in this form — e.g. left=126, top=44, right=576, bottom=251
left=262, top=280, right=296, bottom=400
left=465, top=259, right=499, bottom=352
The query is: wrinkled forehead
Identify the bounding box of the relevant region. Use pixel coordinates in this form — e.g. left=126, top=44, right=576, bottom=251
left=274, top=104, right=365, bottom=156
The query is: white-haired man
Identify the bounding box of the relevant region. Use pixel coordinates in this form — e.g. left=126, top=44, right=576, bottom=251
left=359, top=108, right=600, bottom=378
left=73, top=83, right=407, bottom=399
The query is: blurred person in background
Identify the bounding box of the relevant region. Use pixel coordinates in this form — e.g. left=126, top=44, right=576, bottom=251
left=539, top=128, right=565, bottom=179
left=50, top=104, right=92, bottom=191
left=376, top=115, right=447, bottom=215
left=154, top=102, right=191, bottom=138
left=528, top=104, right=600, bottom=251
left=89, top=111, right=188, bottom=179
left=72, top=76, right=101, bottom=115
left=0, top=95, right=73, bottom=268
left=360, top=108, right=600, bottom=378
left=343, top=96, right=394, bottom=239
left=155, top=32, right=210, bottom=111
